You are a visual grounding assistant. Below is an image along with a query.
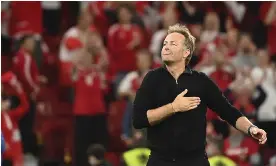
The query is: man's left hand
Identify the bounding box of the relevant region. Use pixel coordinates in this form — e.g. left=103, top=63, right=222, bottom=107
left=250, top=127, right=267, bottom=144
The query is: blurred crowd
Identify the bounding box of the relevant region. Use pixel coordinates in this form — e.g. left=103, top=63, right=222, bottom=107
left=1, top=1, right=276, bottom=166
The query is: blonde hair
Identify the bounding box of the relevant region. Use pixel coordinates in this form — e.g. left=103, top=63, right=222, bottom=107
left=167, top=24, right=196, bottom=65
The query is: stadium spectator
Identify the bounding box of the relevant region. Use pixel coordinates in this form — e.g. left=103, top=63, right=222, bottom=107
left=87, top=144, right=112, bottom=166
left=232, top=33, right=257, bottom=70
left=12, top=35, right=46, bottom=159
left=108, top=4, right=145, bottom=91
left=260, top=2, right=276, bottom=59
left=1, top=72, right=29, bottom=166
left=72, top=49, right=108, bottom=166
left=118, top=49, right=152, bottom=148
left=251, top=49, right=276, bottom=121
left=59, top=9, right=92, bottom=87
left=223, top=125, right=261, bottom=166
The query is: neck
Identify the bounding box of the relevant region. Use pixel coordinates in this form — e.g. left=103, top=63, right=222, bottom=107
left=166, top=62, right=185, bottom=80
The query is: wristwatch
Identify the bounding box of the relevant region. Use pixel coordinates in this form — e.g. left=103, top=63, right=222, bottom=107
left=247, top=125, right=258, bottom=137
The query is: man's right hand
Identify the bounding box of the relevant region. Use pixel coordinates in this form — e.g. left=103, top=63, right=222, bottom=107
left=171, top=89, right=201, bottom=112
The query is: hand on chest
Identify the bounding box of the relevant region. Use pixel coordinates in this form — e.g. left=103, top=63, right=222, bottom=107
left=155, top=79, right=204, bottom=106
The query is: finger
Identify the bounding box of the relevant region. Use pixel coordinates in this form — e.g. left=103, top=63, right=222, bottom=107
left=189, top=100, right=201, bottom=106
left=189, top=105, right=198, bottom=110
left=187, top=97, right=201, bottom=101
left=179, top=89, right=188, bottom=97
left=260, top=137, right=267, bottom=144
left=262, top=133, right=267, bottom=140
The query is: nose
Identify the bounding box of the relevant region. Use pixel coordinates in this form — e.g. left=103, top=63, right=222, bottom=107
left=164, top=46, right=170, bottom=51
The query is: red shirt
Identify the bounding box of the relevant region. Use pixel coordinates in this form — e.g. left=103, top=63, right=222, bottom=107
left=260, top=2, right=276, bottom=55
left=108, top=24, right=144, bottom=73
left=9, top=1, right=42, bottom=37
left=12, top=49, right=40, bottom=94
left=88, top=2, right=116, bottom=38
left=1, top=92, right=29, bottom=164
left=73, top=69, right=106, bottom=116
left=210, top=68, right=234, bottom=91
left=223, top=136, right=259, bottom=166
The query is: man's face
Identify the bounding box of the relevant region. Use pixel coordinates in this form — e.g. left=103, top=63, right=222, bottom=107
left=79, top=11, right=92, bottom=29
left=239, top=35, right=252, bottom=52
left=161, top=33, right=187, bottom=64
left=227, top=29, right=238, bottom=46
left=24, top=37, right=35, bottom=52
left=213, top=51, right=224, bottom=67
left=204, top=13, right=219, bottom=31
left=118, top=7, right=132, bottom=24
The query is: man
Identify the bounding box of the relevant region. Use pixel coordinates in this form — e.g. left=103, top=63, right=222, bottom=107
left=1, top=72, right=29, bottom=166
left=59, top=9, right=92, bottom=87
left=107, top=4, right=144, bottom=90
left=12, top=35, right=45, bottom=159
left=118, top=49, right=152, bottom=148
left=133, top=24, right=267, bottom=166
left=72, top=49, right=108, bottom=166
left=87, top=144, right=112, bottom=166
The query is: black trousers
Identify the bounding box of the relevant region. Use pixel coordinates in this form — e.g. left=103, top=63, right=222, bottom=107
left=73, top=114, right=108, bottom=166
left=19, top=99, right=38, bottom=155
left=147, top=153, right=210, bottom=166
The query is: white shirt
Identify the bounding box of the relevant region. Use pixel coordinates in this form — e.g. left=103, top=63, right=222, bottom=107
left=251, top=66, right=276, bottom=121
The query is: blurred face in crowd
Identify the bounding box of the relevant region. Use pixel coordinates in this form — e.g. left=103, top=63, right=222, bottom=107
left=118, top=6, right=132, bottom=24
left=23, top=36, right=35, bottom=53
left=227, top=28, right=238, bottom=48
left=163, top=11, right=178, bottom=29
left=162, top=33, right=188, bottom=65
left=164, top=1, right=177, bottom=8
left=78, top=10, right=92, bottom=30
left=190, top=24, right=202, bottom=39
left=239, top=34, right=253, bottom=53
left=213, top=51, right=225, bottom=68
left=257, top=49, right=270, bottom=67
left=136, top=51, right=152, bottom=72
left=204, top=12, right=220, bottom=32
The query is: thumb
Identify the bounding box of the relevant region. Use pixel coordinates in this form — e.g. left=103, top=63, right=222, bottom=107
left=178, top=89, right=188, bottom=97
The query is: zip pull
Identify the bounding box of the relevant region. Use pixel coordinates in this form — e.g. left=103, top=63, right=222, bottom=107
left=176, top=79, right=178, bottom=84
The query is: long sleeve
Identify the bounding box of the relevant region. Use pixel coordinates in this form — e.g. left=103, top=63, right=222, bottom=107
left=13, top=52, right=40, bottom=92
left=8, top=91, right=29, bottom=121
left=202, top=73, right=244, bottom=127
left=133, top=71, right=155, bottom=129
left=251, top=85, right=267, bottom=109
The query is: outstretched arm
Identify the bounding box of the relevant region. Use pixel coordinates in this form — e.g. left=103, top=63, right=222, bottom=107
left=202, top=73, right=267, bottom=144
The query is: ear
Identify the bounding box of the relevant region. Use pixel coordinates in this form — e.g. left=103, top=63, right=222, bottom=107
left=183, top=49, right=190, bottom=59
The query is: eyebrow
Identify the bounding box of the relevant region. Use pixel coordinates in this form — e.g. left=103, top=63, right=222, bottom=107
left=163, top=41, right=177, bottom=44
